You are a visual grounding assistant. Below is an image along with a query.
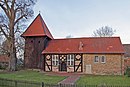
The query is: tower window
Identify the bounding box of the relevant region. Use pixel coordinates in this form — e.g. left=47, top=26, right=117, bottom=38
left=31, top=40, right=33, bottom=43
left=38, top=41, right=40, bottom=43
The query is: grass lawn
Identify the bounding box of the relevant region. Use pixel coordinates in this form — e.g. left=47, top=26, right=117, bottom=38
left=0, top=70, right=130, bottom=86
left=0, top=70, right=66, bottom=84
left=76, top=75, right=130, bottom=86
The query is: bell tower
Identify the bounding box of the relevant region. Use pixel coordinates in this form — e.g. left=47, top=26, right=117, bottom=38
left=21, top=14, right=53, bottom=69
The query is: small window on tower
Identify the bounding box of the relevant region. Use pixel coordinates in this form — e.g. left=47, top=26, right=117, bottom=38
left=31, top=40, right=33, bottom=43
left=38, top=41, right=40, bottom=43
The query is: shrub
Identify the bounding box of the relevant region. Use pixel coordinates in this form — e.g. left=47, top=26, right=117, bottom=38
left=126, top=67, right=130, bottom=77
left=0, top=64, right=7, bottom=70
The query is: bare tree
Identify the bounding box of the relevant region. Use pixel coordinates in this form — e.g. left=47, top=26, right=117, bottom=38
left=0, top=0, right=36, bottom=71
left=93, top=26, right=116, bottom=37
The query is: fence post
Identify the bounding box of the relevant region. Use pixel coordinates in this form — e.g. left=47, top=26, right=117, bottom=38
left=42, top=82, right=44, bottom=87
left=15, top=80, right=17, bottom=87
left=59, top=83, right=62, bottom=87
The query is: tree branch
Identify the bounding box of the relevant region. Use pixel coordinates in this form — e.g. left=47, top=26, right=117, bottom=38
left=11, top=0, right=15, bottom=9
left=4, top=0, right=10, bottom=10
left=14, top=14, right=26, bottom=25
left=0, top=25, right=9, bottom=40
left=0, top=2, right=10, bottom=18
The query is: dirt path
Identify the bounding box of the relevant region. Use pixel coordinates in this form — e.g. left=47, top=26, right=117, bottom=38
left=58, top=75, right=81, bottom=85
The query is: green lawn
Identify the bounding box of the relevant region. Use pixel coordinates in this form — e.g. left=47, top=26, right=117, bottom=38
left=0, top=70, right=130, bottom=86
left=0, top=70, right=66, bottom=84
left=76, top=75, right=130, bottom=86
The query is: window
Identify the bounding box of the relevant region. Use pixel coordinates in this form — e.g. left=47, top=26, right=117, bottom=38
left=67, top=55, right=74, bottom=66
left=94, top=56, right=99, bottom=63
left=31, top=40, right=33, bottom=43
left=52, top=55, right=59, bottom=66
left=101, top=56, right=106, bottom=63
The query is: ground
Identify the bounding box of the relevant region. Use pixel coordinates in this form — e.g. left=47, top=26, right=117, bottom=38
left=0, top=70, right=130, bottom=86
left=0, top=70, right=66, bottom=84
left=77, top=75, right=130, bottom=86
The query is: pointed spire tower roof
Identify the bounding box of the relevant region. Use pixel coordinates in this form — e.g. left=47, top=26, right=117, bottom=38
left=22, top=14, right=53, bottom=39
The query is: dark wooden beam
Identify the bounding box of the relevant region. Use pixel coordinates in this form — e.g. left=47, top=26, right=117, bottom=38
left=75, top=61, right=81, bottom=72
left=45, top=62, right=51, bottom=71
left=51, top=55, right=52, bottom=71
left=81, top=54, right=83, bottom=72
left=43, top=55, right=45, bottom=71
left=74, top=54, right=76, bottom=72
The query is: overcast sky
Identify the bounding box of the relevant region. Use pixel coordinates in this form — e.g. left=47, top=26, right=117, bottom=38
left=31, top=0, right=130, bottom=44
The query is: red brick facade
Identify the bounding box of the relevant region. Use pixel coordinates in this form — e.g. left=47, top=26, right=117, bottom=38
left=0, top=55, right=10, bottom=68
left=83, top=54, right=124, bottom=75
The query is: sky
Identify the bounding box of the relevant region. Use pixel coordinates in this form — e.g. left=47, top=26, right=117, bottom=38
left=32, top=0, right=130, bottom=44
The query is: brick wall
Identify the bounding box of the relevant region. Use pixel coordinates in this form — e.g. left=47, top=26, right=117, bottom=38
left=24, top=37, right=47, bottom=69
left=83, top=54, right=124, bottom=75
left=24, top=38, right=34, bottom=68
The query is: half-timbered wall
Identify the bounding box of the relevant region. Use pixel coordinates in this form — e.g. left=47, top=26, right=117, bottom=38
left=24, top=36, right=50, bottom=69
left=44, top=54, right=83, bottom=72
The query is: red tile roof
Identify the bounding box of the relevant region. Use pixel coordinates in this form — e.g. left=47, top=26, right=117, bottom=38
left=42, top=37, right=125, bottom=54
left=21, top=14, right=53, bottom=39
left=0, top=55, right=9, bottom=62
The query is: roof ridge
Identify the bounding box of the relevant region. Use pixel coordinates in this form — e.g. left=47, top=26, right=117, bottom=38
left=21, top=14, right=53, bottom=39
left=21, top=14, right=40, bottom=37
left=123, top=44, right=130, bottom=45
left=38, top=14, right=53, bottom=39
left=53, top=37, right=120, bottom=40
left=39, top=14, right=47, bottom=35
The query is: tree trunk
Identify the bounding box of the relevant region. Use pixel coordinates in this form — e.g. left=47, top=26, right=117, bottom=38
left=8, top=15, right=17, bottom=71
left=9, top=39, right=17, bottom=71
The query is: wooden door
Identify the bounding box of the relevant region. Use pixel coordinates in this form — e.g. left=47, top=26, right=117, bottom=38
left=86, top=65, right=92, bottom=74
left=61, top=61, right=67, bottom=71
left=59, top=55, right=67, bottom=71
